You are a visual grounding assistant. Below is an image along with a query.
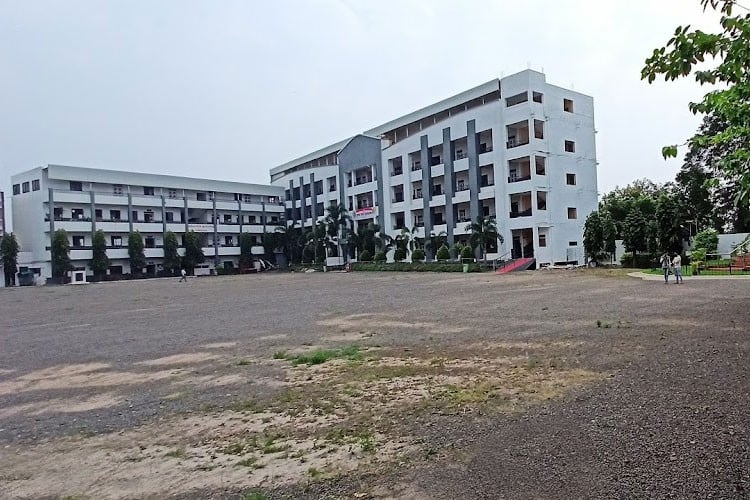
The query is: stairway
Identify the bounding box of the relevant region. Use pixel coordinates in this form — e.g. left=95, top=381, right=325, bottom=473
left=496, top=257, right=536, bottom=274
left=732, top=253, right=750, bottom=270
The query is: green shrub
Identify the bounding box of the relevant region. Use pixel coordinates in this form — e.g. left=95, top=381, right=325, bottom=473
left=411, top=249, right=425, bottom=261
left=393, top=247, right=407, bottom=262
left=351, top=262, right=482, bottom=272
left=460, top=246, right=474, bottom=260
left=359, top=249, right=373, bottom=262
left=436, top=244, right=451, bottom=261
left=693, top=229, right=719, bottom=254
left=373, top=251, right=386, bottom=262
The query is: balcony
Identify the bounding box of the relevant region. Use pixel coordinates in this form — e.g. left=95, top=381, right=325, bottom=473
left=508, top=174, right=531, bottom=183
left=411, top=162, right=422, bottom=172
left=392, top=195, right=405, bottom=203
left=506, top=138, right=529, bottom=149
left=509, top=209, right=533, bottom=218
left=455, top=184, right=469, bottom=192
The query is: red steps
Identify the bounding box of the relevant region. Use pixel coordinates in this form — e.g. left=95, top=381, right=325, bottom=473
left=497, top=257, right=535, bottom=274
left=732, top=253, right=750, bottom=270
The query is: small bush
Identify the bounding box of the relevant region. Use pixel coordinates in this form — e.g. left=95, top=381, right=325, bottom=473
left=436, top=244, right=451, bottom=261
left=620, top=252, right=656, bottom=268
left=359, top=249, right=373, bottom=262
left=393, top=247, right=407, bottom=262
left=460, top=246, right=474, bottom=260
left=351, top=262, right=482, bottom=272
left=411, top=249, right=425, bottom=261
left=373, top=251, right=386, bottom=262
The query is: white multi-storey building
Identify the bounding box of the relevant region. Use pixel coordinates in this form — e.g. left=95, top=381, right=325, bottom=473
left=10, top=165, right=284, bottom=279
left=270, top=69, right=598, bottom=266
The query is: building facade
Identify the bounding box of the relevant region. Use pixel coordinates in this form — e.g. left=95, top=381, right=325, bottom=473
left=270, top=70, right=598, bottom=266
left=0, top=190, right=5, bottom=237
left=11, top=165, right=284, bottom=278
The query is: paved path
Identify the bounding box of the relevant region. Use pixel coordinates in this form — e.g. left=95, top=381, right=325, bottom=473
left=629, top=271, right=750, bottom=280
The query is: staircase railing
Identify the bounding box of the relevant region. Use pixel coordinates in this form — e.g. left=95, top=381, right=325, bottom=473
left=493, top=251, right=513, bottom=271
left=730, top=233, right=750, bottom=256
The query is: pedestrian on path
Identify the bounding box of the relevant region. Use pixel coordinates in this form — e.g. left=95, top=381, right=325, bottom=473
left=179, top=268, right=187, bottom=282
left=672, top=253, right=683, bottom=284
left=660, top=252, right=671, bottom=284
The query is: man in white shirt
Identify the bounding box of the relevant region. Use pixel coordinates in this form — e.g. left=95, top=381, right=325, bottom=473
left=672, top=253, right=683, bottom=284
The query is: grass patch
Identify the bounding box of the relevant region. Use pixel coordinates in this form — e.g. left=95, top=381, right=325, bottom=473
left=163, top=448, right=188, bottom=459
left=221, top=437, right=258, bottom=455
left=229, top=399, right=264, bottom=413
left=307, top=466, right=322, bottom=478
left=261, top=436, right=290, bottom=454
left=244, top=490, right=269, bottom=500
left=277, top=345, right=364, bottom=366
left=236, top=359, right=253, bottom=366
left=236, top=456, right=261, bottom=468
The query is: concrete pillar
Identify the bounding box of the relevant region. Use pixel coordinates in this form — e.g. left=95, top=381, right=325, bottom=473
left=90, top=190, right=97, bottom=236
left=468, top=119, right=480, bottom=222
left=183, top=195, right=189, bottom=234
left=442, top=127, right=455, bottom=247
left=420, top=135, right=432, bottom=238
left=127, top=192, right=134, bottom=234
left=212, top=193, right=218, bottom=266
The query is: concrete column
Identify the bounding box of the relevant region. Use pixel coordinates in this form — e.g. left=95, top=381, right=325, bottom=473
left=375, top=161, right=385, bottom=232
left=183, top=196, right=189, bottom=234
left=90, top=190, right=97, bottom=235
left=127, top=192, right=134, bottom=233
left=467, top=119, right=480, bottom=222
left=238, top=200, right=243, bottom=233
left=299, top=175, right=305, bottom=225
left=442, top=127, right=455, bottom=247
left=212, top=194, right=218, bottom=266
left=161, top=195, right=166, bottom=236
left=420, top=135, right=432, bottom=238
left=49, top=187, right=55, bottom=234
left=310, top=172, right=317, bottom=222
left=288, top=179, right=296, bottom=227
left=262, top=201, right=267, bottom=233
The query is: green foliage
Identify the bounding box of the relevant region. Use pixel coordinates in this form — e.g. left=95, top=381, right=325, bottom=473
left=425, top=230, right=448, bottom=257
left=239, top=232, right=254, bottom=267
left=359, top=249, right=373, bottom=261
left=450, top=242, right=464, bottom=260
left=393, top=247, right=407, bottom=262
left=51, top=229, right=72, bottom=278
left=352, top=262, right=482, bottom=272
left=1, top=233, right=20, bottom=281
left=243, top=490, right=269, bottom=500
left=436, top=244, right=451, bottom=261
left=622, top=208, right=649, bottom=255
left=373, top=250, right=386, bottom=262
left=163, top=231, right=181, bottom=274
left=620, top=252, right=656, bottom=269
left=91, top=230, right=109, bottom=276
left=642, top=0, right=750, bottom=204
left=693, top=228, right=719, bottom=254
left=599, top=179, right=664, bottom=239
left=466, top=216, right=502, bottom=262
left=583, top=211, right=605, bottom=263
left=411, top=248, right=425, bottom=261
left=655, top=193, right=686, bottom=254
left=276, top=345, right=363, bottom=366
left=127, top=231, right=146, bottom=275
left=460, top=245, right=474, bottom=260
left=182, top=231, right=205, bottom=271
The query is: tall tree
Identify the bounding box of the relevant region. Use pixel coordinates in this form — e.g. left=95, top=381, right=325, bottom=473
left=128, top=231, right=146, bottom=275
left=239, top=232, right=254, bottom=268
left=622, top=208, right=649, bottom=265
left=583, top=211, right=605, bottom=264
left=324, top=202, right=351, bottom=259
left=601, top=211, right=618, bottom=262
left=163, top=231, right=181, bottom=274
left=51, top=229, right=72, bottom=278
left=1, top=233, right=19, bottom=286
left=183, top=230, right=205, bottom=271
left=655, top=193, right=686, bottom=254
left=466, top=216, right=501, bottom=263
left=91, top=230, right=109, bottom=278
left=642, top=0, right=750, bottom=203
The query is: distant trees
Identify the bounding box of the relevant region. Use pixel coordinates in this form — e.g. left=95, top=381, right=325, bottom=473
left=91, top=230, right=109, bottom=278
left=1, top=233, right=19, bottom=286
left=51, top=229, right=72, bottom=278
left=163, top=231, right=181, bottom=274
left=239, top=232, right=254, bottom=269
left=127, top=231, right=146, bottom=275
left=466, top=216, right=501, bottom=263
left=182, top=231, right=205, bottom=271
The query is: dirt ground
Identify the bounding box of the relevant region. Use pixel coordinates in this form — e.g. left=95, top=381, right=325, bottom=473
left=0, top=269, right=748, bottom=499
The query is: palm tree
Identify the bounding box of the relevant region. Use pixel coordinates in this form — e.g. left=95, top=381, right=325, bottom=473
left=466, top=216, right=502, bottom=263
left=354, top=221, right=380, bottom=258
left=324, top=202, right=351, bottom=260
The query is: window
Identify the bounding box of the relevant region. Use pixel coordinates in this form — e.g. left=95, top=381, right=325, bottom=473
left=224, top=235, right=233, bottom=246
left=165, top=211, right=174, bottom=222
left=566, top=173, right=577, bottom=185
left=243, top=194, right=252, bottom=203
left=567, top=207, right=578, bottom=219
left=95, top=209, right=102, bottom=220
left=72, top=235, right=85, bottom=247
left=12, top=184, right=20, bottom=195
left=72, top=208, right=85, bottom=220
left=109, top=265, right=123, bottom=275
left=565, top=140, right=576, bottom=153
left=569, top=241, right=578, bottom=246
left=111, top=236, right=123, bottom=247
left=534, top=120, right=544, bottom=140
left=196, top=192, right=207, bottom=201
left=537, top=191, right=547, bottom=211
left=535, top=156, right=546, bottom=175
left=563, top=98, right=574, bottom=113
left=32, top=180, right=40, bottom=191
left=483, top=205, right=491, bottom=217
left=328, top=176, right=337, bottom=192
left=132, top=210, right=138, bottom=222
left=249, top=215, right=257, bottom=224
left=145, top=236, right=155, bottom=248
left=110, top=209, right=121, bottom=221
left=532, top=91, right=543, bottom=103
left=539, top=234, right=547, bottom=247
left=268, top=196, right=277, bottom=204
left=223, top=214, right=232, bottom=224
left=113, top=184, right=123, bottom=196
left=22, top=182, right=30, bottom=193
left=144, top=210, right=154, bottom=222
left=433, top=184, right=442, bottom=196
left=143, top=186, right=155, bottom=196
left=168, top=189, right=178, bottom=199
left=70, top=181, right=83, bottom=191
left=505, top=91, right=528, bottom=107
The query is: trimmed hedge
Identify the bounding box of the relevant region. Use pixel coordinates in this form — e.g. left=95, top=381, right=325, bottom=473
left=352, top=262, right=483, bottom=272
left=411, top=249, right=425, bottom=261
left=373, top=251, right=386, bottom=262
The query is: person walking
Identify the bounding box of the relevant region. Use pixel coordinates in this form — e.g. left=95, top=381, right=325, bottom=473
left=660, top=252, right=671, bottom=284
left=672, top=253, right=683, bottom=284
left=179, top=268, right=187, bottom=283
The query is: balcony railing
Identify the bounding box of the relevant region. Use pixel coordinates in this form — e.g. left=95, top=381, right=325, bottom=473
left=392, top=196, right=404, bottom=203
left=479, top=144, right=493, bottom=154
left=480, top=180, right=495, bottom=188
left=509, top=209, right=533, bottom=218
left=455, top=184, right=469, bottom=192
left=506, top=138, right=529, bottom=149
left=508, top=174, right=531, bottom=183
left=391, top=168, right=403, bottom=176
left=455, top=151, right=467, bottom=160
left=411, top=162, right=422, bottom=171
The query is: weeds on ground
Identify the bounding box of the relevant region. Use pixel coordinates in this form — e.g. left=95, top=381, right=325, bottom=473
left=275, top=345, right=364, bottom=365
left=244, top=490, right=269, bottom=500
left=163, top=448, right=188, bottom=459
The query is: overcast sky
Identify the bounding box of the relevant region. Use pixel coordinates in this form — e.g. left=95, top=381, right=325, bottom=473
left=0, top=0, right=721, bottom=224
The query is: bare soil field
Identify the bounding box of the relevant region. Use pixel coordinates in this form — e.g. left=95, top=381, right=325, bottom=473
left=0, top=270, right=748, bottom=499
